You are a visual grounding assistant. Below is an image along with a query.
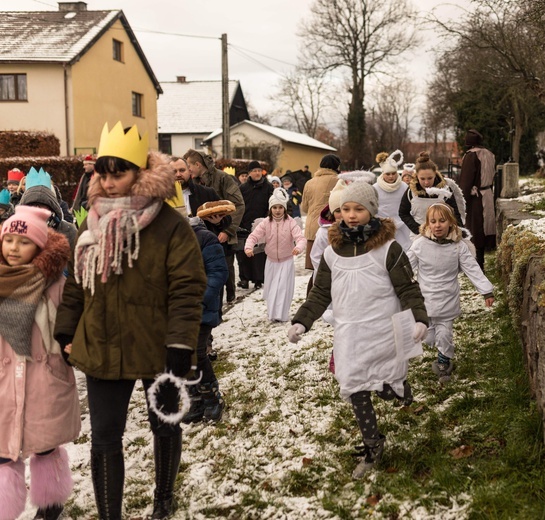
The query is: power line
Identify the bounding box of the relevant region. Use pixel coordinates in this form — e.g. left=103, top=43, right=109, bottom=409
left=30, top=0, right=57, bottom=7
left=229, top=43, right=297, bottom=68
left=229, top=46, right=286, bottom=77
left=132, top=27, right=220, bottom=41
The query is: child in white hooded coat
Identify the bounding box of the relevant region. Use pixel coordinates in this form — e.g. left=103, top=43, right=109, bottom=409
left=407, top=202, right=494, bottom=382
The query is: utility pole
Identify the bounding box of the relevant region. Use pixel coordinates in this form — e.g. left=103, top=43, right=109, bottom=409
left=221, top=33, right=230, bottom=159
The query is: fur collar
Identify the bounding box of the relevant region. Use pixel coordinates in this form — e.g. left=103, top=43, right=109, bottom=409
left=0, top=229, right=70, bottom=282
left=328, top=218, right=396, bottom=252
left=313, top=168, right=338, bottom=178
left=87, top=151, right=176, bottom=207
left=409, top=170, right=447, bottom=197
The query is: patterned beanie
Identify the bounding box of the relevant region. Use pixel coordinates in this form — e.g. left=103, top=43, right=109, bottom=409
left=339, top=181, right=378, bottom=217
left=269, top=187, right=289, bottom=209
left=328, top=179, right=349, bottom=212
left=1, top=205, right=50, bottom=249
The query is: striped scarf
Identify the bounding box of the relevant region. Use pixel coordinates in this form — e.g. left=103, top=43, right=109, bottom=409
left=0, top=264, right=46, bottom=357
left=74, top=195, right=162, bottom=294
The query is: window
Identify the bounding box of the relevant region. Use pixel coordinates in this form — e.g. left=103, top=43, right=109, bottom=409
left=132, top=92, right=143, bottom=117
left=158, top=134, right=172, bottom=155
left=193, top=137, right=205, bottom=149
left=0, top=74, right=27, bottom=101
left=233, top=146, right=259, bottom=160
left=112, top=39, right=124, bottom=62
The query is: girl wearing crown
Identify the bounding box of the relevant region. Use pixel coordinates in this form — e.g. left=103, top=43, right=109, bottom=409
left=398, top=152, right=464, bottom=240
left=54, top=122, right=207, bottom=520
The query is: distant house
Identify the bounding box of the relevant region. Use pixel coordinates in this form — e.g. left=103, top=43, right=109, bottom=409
left=204, top=120, right=337, bottom=174
left=0, top=1, right=162, bottom=156
left=157, top=77, right=249, bottom=156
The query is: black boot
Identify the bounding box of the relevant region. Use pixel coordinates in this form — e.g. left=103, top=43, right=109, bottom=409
left=201, top=381, right=225, bottom=423
left=181, top=385, right=205, bottom=424
left=151, top=434, right=182, bottom=519
left=33, top=505, right=64, bottom=520
left=90, top=450, right=124, bottom=520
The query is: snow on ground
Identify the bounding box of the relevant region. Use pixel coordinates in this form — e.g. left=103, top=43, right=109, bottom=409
left=20, top=248, right=485, bottom=520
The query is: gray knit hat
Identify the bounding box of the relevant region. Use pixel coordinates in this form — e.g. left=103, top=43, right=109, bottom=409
left=339, top=181, right=378, bottom=217
left=20, top=185, right=63, bottom=220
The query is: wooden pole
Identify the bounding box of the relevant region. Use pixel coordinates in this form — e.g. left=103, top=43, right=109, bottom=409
left=221, top=33, right=230, bottom=159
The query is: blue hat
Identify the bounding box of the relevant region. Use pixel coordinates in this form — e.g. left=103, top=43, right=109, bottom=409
left=0, top=189, right=10, bottom=205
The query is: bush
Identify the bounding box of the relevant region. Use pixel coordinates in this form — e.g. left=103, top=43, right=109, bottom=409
left=0, top=130, right=60, bottom=158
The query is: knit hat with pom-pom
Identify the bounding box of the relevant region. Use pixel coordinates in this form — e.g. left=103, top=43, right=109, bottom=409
left=328, top=179, right=349, bottom=212
left=268, top=187, right=290, bottom=209
left=376, top=150, right=403, bottom=174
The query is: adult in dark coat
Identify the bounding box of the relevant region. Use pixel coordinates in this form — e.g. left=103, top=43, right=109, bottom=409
left=71, top=155, right=95, bottom=213
left=459, top=129, right=496, bottom=271
left=169, top=157, right=231, bottom=236
left=236, top=161, right=274, bottom=289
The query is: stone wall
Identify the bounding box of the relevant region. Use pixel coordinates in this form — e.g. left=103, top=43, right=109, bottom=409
left=495, top=197, right=545, bottom=439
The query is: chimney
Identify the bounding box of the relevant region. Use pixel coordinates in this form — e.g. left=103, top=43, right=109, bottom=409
left=176, top=76, right=187, bottom=83
left=58, top=2, right=87, bottom=12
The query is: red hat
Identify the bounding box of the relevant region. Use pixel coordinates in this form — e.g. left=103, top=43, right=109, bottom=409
left=83, top=155, right=96, bottom=164
left=7, top=168, right=25, bottom=184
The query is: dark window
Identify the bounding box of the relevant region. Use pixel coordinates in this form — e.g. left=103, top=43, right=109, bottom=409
left=0, top=74, right=27, bottom=101
left=233, top=146, right=259, bottom=160
left=132, top=92, right=143, bottom=117
left=113, top=39, right=124, bottom=62
left=159, top=134, right=172, bottom=155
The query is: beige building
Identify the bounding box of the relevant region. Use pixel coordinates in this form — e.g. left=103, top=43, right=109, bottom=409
left=0, top=2, right=161, bottom=156
left=204, top=120, right=337, bottom=174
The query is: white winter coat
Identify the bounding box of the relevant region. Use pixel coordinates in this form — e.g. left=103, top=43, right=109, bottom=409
left=407, top=236, right=493, bottom=319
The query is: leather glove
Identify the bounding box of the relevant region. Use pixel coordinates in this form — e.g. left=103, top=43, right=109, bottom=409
left=165, top=347, right=193, bottom=378
left=287, top=323, right=306, bottom=343
left=413, top=322, right=428, bottom=343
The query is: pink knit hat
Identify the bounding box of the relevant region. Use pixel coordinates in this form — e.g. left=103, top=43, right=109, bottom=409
left=1, top=205, right=50, bottom=249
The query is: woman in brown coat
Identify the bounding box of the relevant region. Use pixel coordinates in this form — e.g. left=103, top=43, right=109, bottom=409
left=55, top=122, right=207, bottom=520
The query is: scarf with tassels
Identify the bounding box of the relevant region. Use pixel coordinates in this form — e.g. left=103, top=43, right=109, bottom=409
left=74, top=196, right=162, bottom=294
left=0, top=264, right=46, bottom=357
left=376, top=172, right=403, bottom=193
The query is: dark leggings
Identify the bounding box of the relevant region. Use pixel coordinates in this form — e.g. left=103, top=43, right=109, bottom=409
left=350, top=383, right=411, bottom=440
left=196, top=324, right=215, bottom=384
left=86, top=376, right=180, bottom=454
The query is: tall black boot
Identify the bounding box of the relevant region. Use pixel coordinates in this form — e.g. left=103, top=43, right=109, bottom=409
left=151, top=434, right=182, bottom=519
left=90, top=450, right=124, bottom=520
left=201, top=381, right=225, bottom=423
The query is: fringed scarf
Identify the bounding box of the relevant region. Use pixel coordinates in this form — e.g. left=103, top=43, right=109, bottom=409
left=376, top=173, right=403, bottom=192
left=74, top=196, right=162, bottom=294
left=0, top=264, right=46, bottom=357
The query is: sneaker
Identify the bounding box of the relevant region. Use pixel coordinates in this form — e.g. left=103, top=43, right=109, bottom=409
left=432, top=360, right=454, bottom=383
left=352, top=434, right=386, bottom=479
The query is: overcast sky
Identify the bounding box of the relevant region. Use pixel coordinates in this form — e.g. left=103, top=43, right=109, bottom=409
left=6, top=0, right=468, bottom=127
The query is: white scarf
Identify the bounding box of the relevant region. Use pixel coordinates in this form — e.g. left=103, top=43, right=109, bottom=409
left=376, top=173, right=403, bottom=193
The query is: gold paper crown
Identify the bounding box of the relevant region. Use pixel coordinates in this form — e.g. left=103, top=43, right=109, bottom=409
left=97, top=121, right=149, bottom=168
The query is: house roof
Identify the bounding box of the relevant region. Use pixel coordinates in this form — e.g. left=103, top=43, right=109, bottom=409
left=158, top=80, right=241, bottom=134
left=0, top=9, right=161, bottom=94
left=206, top=120, right=337, bottom=152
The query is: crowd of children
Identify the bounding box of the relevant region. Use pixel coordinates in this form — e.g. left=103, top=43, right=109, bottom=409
left=0, top=140, right=496, bottom=518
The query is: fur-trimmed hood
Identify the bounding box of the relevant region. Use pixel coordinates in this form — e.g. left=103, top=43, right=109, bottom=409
left=409, top=170, right=447, bottom=197
left=87, top=151, right=176, bottom=206
left=328, top=218, right=396, bottom=251
left=0, top=228, right=70, bottom=282
left=313, top=168, right=338, bottom=178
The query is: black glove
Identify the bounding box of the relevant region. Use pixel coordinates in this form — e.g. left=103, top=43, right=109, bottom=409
left=56, top=334, right=73, bottom=366
left=165, top=347, right=193, bottom=378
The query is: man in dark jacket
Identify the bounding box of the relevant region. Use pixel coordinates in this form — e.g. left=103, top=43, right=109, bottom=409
left=184, top=150, right=244, bottom=302
left=169, top=157, right=231, bottom=236
left=71, top=154, right=95, bottom=212
left=236, top=161, right=274, bottom=289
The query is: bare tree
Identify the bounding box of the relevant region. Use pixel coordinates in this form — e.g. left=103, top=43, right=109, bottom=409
left=299, top=0, right=419, bottom=168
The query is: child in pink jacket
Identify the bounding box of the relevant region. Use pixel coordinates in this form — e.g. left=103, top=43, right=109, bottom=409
left=245, top=188, right=306, bottom=322
left=0, top=206, right=80, bottom=520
